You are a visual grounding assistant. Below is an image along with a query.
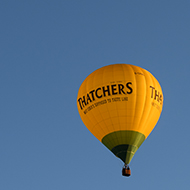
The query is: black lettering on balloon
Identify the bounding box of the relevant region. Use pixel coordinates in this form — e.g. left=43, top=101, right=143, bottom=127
left=102, top=85, right=111, bottom=97
left=118, top=84, right=126, bottom=94
left=95, top=88, right=102, bottom=98
left=111, top=84, right=117, bottom=95
left=86, top=93, right=92, bottom=105
left=89, top=90, right=95, bottom=101
left=126, top=82, right=133, bottom=94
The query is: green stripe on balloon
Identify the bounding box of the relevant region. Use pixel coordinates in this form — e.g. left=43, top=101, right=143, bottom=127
left=102, top=131, right=145, bottom=164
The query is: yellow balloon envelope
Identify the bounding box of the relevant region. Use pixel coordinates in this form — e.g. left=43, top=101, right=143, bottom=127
left=77, top=64, right=163, bottom=173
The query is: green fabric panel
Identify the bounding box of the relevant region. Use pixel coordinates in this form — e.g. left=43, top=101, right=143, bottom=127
left=101, top=131, right=145, bottom=164
left=112, top=144, right=136, bottom=164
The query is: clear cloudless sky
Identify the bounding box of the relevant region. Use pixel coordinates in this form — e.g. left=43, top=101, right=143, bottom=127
left=0, top=0, right=190, bottom=189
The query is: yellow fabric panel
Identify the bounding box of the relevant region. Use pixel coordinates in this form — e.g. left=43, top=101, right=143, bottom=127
left=77, top=64, right=163, bottom=141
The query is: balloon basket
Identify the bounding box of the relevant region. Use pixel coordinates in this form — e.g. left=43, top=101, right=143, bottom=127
left=122, top=165, right=131, bottom=177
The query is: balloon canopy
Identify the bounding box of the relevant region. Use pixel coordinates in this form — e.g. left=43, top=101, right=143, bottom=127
left=77, top=64, right=163, bottom=167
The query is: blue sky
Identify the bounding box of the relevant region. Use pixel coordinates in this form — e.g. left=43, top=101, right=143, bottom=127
left=0, top=1, right=190, bottom=189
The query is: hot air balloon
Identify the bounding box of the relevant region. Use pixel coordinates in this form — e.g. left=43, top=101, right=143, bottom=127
left=77, top=64, right=163, bottom=177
